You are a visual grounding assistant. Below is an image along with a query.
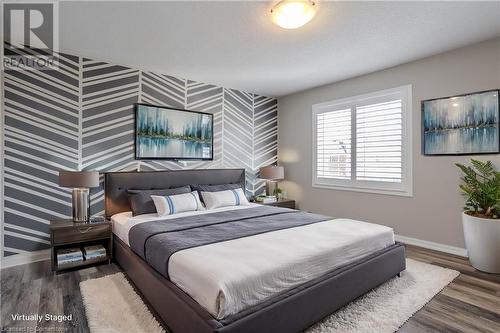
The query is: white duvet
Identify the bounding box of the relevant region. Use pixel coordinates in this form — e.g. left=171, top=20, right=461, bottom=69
left=112, top=205, right=394, bottom=319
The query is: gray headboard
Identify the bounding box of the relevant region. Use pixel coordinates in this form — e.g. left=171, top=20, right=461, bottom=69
left=104, top=168, right=246, bottom=219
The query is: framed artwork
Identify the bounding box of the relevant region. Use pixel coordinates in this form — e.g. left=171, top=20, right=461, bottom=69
left=422, top=89, right=499, bottom=155
left=135, top=103, right=213, bottom=160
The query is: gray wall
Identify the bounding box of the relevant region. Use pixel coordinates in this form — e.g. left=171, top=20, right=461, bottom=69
left=278, top=38, right=500, bottom=249
left=2, top=47, right=277, bottom=257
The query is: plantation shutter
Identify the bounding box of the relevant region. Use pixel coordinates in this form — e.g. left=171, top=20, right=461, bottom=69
left=316, top=108, right=351, bottom=180
left=356, top=99, right=403, bottom=183
left=312, top=85, right=412, bottom=196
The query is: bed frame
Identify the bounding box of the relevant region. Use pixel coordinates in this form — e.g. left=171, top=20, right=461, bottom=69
left=105, top=169, right=406, bottom=333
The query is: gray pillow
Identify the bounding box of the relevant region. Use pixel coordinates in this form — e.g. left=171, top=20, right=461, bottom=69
left=127, top=186, right=191, bottom=216
left=190, top=183, right=243, bottom=203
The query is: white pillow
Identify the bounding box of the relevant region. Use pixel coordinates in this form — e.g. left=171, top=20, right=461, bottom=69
left=151, top=191, right=204, bottom=216
left=201, top=188, right=250, bottom=210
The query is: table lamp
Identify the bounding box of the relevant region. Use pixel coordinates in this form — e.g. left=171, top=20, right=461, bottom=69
left=59, top=171, right=100, bottom=222
left=259, top=165, right=284, bottom=197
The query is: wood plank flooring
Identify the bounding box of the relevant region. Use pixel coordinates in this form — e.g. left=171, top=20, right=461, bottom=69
left=1, top=245, right=499, bottom=332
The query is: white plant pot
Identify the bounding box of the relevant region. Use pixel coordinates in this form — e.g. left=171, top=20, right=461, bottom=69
left=462, top=212, right=500, bottom=273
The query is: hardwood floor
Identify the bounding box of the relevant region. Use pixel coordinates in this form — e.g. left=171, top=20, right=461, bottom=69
left=399, top=245, right=500, bottom=333
left=0, top=260, right=120, bottom=332
left=1, top=245, right=499, bottom=332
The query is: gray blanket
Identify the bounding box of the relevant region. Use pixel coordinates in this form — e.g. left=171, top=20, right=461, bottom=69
left=129, top=206, right=331, bottom=278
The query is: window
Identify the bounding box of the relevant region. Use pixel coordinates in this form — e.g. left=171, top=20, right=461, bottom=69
left=312, top=85, right=412, bottom=196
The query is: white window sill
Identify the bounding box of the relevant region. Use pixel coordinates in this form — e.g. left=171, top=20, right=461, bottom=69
left=312, top=183, right=413, bottom=197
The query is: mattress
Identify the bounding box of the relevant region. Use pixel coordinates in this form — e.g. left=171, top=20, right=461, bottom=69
left=111, top=203, right=263, bottom=246
left=112, top=206, right=394, bottom=319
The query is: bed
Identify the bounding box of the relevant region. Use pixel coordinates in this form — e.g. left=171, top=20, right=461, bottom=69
left=105, top=168, right=406, bottom=333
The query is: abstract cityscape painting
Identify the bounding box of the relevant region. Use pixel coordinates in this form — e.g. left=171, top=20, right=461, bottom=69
left=135, top=104, right=213, bottom=160
left=422, top=90, right=499, bottom=155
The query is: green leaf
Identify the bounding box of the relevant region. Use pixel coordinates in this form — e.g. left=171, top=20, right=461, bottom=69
left=456, top=159, right=500, bottom=218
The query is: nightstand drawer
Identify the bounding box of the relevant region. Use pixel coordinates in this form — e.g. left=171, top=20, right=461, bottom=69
left=268, top=201, right=295, bottom=209
left=52, top=224, right=110, bottom=245
left=255, top=199, right=295, bottom=209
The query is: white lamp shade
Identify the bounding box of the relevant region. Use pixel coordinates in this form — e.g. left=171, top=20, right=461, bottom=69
left=259, top=166, right=284, bottom=180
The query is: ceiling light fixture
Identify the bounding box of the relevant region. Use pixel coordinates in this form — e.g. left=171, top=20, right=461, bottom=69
left=271, top=0, right=317, bottom=29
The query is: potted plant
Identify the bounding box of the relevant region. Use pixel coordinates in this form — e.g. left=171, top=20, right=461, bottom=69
left=456, top=159, right=500, bottom=273
left=274, top=187, right=283, bottom=200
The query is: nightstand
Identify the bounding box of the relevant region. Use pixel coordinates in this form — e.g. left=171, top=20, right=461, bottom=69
left=255, top=199, right=296, bottom=209
left=50, top=219, right=112, bottom=272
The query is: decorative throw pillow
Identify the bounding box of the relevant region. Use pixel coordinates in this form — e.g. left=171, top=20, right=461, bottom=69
left=201, top=188, right=250, bottom=210
left=151, top=191, right=205, bottom=216
left=127, top=186, right=191, bottom=216
left=190, top=183, right=243, bottom=203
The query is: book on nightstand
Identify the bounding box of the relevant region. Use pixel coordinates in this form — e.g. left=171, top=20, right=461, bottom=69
left=255, top=195, right=277, bottom=203
left=57, top=248, right=84, bottom=265
left=83, top=245, right=107, bottom=260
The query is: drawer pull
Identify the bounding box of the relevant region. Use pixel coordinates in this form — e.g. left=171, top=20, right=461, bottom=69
left=78, top=227, right=93, bottom=234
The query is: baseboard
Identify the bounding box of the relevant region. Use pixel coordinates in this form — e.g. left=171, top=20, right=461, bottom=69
left=0, top=249, right=50, bottom=269
left=395, top=234, right=468, bottom=258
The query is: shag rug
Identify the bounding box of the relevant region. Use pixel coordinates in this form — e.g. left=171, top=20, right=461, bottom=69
left=80, top=259, right=458, bottom=333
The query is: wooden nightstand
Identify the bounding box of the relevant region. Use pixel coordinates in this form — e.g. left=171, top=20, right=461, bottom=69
left=50, top=219, right=112, bottom=272
left=255, top=199, right=296, bottom=209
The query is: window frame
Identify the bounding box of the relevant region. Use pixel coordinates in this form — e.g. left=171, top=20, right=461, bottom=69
left=312, top=85, right=413, bottom=197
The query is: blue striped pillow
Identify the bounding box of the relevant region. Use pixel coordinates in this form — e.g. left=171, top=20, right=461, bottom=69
left=201, top=188, right=250, bottom=209
left=151, top=191, right=204, bottom=216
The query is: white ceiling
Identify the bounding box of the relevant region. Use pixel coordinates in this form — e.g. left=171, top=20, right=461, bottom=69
left=60, top=1, right=500, bottom=97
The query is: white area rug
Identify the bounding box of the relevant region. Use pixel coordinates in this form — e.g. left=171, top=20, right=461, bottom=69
left=80, top=259, right=458, bottom=333
left=306, top=258, right=459, bottom=333
left=80, top=272, right=165, bottom=333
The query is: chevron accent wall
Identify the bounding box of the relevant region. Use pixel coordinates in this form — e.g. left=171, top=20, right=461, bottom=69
left=1, top=47, right=278, bottom=257
left=3, top=49, right=80, bottom=256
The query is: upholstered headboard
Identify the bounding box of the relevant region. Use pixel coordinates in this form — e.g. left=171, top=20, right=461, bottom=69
left=104, top=169, right=246, bottom=219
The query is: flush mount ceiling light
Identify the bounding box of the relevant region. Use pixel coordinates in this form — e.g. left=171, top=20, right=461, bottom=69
left=271, top=0, right=317, bottom=29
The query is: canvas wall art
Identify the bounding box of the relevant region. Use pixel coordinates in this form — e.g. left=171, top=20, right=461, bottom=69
left=422, top=90, right=499, bottom=155
left=135, top=104, right=213, bottom=160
